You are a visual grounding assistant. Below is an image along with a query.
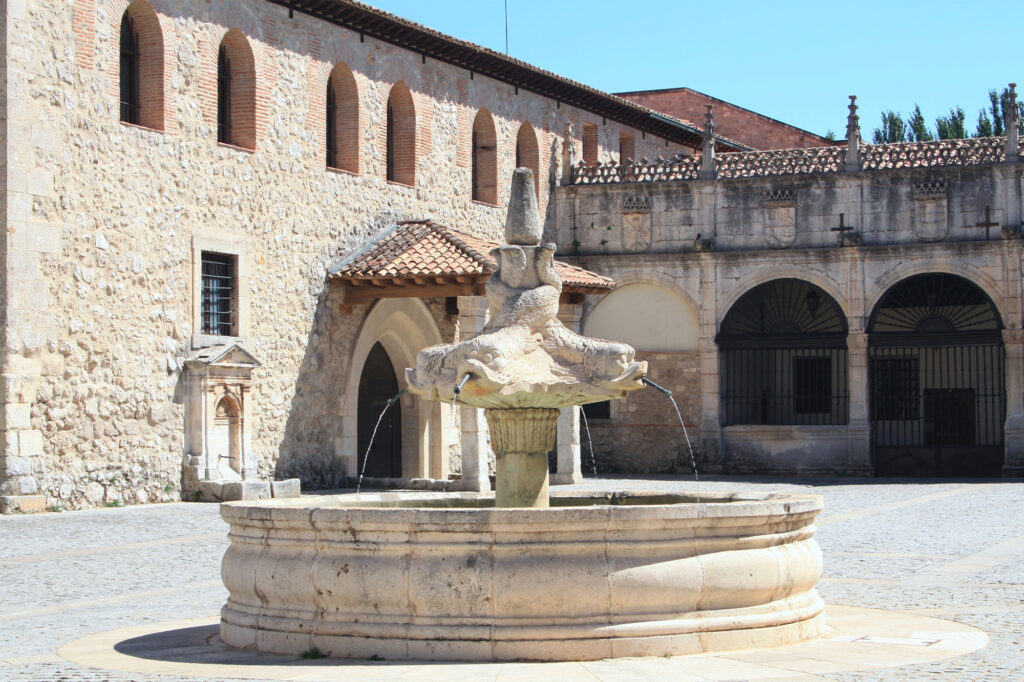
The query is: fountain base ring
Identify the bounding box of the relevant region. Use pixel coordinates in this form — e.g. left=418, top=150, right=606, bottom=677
left=219, top=490, right=825, bottom=662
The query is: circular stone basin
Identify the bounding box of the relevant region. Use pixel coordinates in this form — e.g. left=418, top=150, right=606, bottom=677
left=219, top=490, right=824, bottom=662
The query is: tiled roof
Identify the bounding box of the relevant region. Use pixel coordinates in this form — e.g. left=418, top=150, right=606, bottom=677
left=331, top=220, right=614, bottom=292
left=267, top=1, right=747, bottom=152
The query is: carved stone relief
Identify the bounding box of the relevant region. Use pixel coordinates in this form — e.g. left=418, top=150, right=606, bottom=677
left=764, top=190, right=796, bottom=249
left=622, top=194, right=652, bottom=253
left=913, top=182, right=948, bottom=242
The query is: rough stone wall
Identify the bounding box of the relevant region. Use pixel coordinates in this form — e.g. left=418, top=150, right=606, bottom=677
left=1, top=0, right=686, bottom=510
left=561, top=161, right=1024, bottom=476
left=586, top=351, right=700, bottom=474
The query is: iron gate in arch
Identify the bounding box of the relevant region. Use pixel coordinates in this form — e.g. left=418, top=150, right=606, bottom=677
left=718, top=279, right=849, bottom=426
left=868, top=274, right=1005, bottom=477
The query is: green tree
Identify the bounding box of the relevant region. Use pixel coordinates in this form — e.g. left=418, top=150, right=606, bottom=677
left=936, top=107, right=967, bottom=139
left=907, top=105, right=934, bottom=142
left=872, top=111, right=906, bottom=143
left=975, top=109, right=994, bottom=137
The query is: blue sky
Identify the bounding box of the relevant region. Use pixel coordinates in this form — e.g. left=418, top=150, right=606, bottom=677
left=364, top=0, right=1021, bottom=139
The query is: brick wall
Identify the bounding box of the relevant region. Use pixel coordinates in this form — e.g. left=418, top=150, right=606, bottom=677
left=619, top=87, right=834, bottom=151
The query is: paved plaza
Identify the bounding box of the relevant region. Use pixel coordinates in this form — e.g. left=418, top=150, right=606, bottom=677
left=1, top=477, right=1022, bottom=680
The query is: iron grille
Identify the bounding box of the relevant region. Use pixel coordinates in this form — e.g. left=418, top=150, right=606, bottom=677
left=201, top=252, right=235, bottom=336
left=119, top=15, right=140, bottom=124
left=720, top=347, right=849, bottom=425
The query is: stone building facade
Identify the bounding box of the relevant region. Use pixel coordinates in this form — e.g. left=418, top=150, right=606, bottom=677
left=557, top=107, right=1024, bottom=478
left=1, top=0, right=740, bottom=512
left=3, top=0, right=1019, bottom=513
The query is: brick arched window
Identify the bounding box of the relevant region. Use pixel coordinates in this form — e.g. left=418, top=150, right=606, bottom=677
left=471, top=108, right=497, bottom=204
left=119, top=1, right=164, bottom=130
left=326, top=63, right=359, bottom=173
left=582, top=121, right=598, bottom=166
left=515, top=121, right=540, bottom=199
left=385, top=82, right=416, bottom=185
left=217, top=29, right=256, bottom=150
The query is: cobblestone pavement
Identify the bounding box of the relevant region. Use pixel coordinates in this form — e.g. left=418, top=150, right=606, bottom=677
left=1, top=477, right=1022, bottom=680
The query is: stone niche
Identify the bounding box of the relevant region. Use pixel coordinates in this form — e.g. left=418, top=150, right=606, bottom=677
left=182, top=344, right=260, bottom=499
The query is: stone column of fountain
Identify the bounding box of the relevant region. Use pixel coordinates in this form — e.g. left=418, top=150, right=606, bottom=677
left=406, top=169, right=647, bottom=506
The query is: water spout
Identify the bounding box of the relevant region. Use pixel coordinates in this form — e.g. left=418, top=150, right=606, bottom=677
left=454, top=373, right=472, bottom=395
left=387, top=387, right=408, bottom=406
left=641, top=377, right=673, bottom=396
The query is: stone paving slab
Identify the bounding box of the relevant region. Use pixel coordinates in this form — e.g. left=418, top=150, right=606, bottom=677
left=1, top=477, right=1022, bottom=680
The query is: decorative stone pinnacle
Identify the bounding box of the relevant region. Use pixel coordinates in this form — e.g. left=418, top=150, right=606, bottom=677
left=845, top=95, right=862, bottom=172
left=1007, top=83, right=1020, bottom=162
left=505, top=167, right=542, bottom=245
left=699, top=105, right=716, bottom=180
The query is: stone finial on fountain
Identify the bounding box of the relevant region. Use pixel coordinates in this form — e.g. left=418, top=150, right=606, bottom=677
left=505, top=168, right=542, bottom=245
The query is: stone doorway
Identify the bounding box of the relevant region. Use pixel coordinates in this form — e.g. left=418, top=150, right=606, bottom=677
left=357, top=342, right=402, bottom=478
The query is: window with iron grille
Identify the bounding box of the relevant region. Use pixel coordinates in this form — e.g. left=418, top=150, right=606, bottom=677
left=217, top=46, right=231, bottom=144
left=201, top=252, right=235, bottom=336
left=119, top=14, right=140, bottom=124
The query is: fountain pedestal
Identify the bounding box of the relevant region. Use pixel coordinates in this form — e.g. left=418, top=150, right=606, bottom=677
left=486, top=407, right=559, bottom=507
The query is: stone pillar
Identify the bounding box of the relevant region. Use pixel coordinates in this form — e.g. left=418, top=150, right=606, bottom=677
left=486, top=408, right=559, bottom=507
left=698, top=257, right=722, bottom=470
left=1002, top=329, right=1024, bottom=476
left=456, top=296, right=492, bottom=491
left=552, top=406, right=582, bottom=484
left=552, top=301, right=583, bottom=484
left=846, top=331, right=873, bottom=475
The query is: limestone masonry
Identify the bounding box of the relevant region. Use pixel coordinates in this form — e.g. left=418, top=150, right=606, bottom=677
left=3, top=0, right=1022, bottom=512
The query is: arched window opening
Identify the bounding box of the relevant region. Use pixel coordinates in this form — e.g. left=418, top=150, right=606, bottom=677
left=385, top=82, right=415, bottom=185
left=868, top=273, right=1004, bottom=477
left=217, top=30, right=256, bottom=150
left=357, top=342, right=402, bottom=478
left=119, top=2, right=164, bottom=130
left=120, top=14, right=139, bottom=124
left=582, top=121, right=598, bottom=166
left=471, top=109, right=497, bottom=204
left=326, top=63, right=359, bottom=172
left=718, top=279, right=849, bottom=426
left=213, top=395, right=242, bottom=475
left=619, top=133, right=635, bottom=163
left=515, top=121, right=540, bottom=198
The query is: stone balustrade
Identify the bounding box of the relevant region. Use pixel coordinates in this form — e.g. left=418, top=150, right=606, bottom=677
left=572, top=136, right=1014, bottom=185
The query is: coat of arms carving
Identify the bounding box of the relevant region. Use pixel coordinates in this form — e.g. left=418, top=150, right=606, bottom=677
left=621, top=195, right=652, bottom=253
left=913, top=183, right=948, bottom=242
left=763, top=190, right=796, bottom=249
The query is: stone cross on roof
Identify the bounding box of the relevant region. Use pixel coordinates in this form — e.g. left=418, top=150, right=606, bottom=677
left=700, top=104, right=716, bottom=180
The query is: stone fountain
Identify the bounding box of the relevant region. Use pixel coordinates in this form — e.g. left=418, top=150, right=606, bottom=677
left=218, top=169, right=825, bottom=661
